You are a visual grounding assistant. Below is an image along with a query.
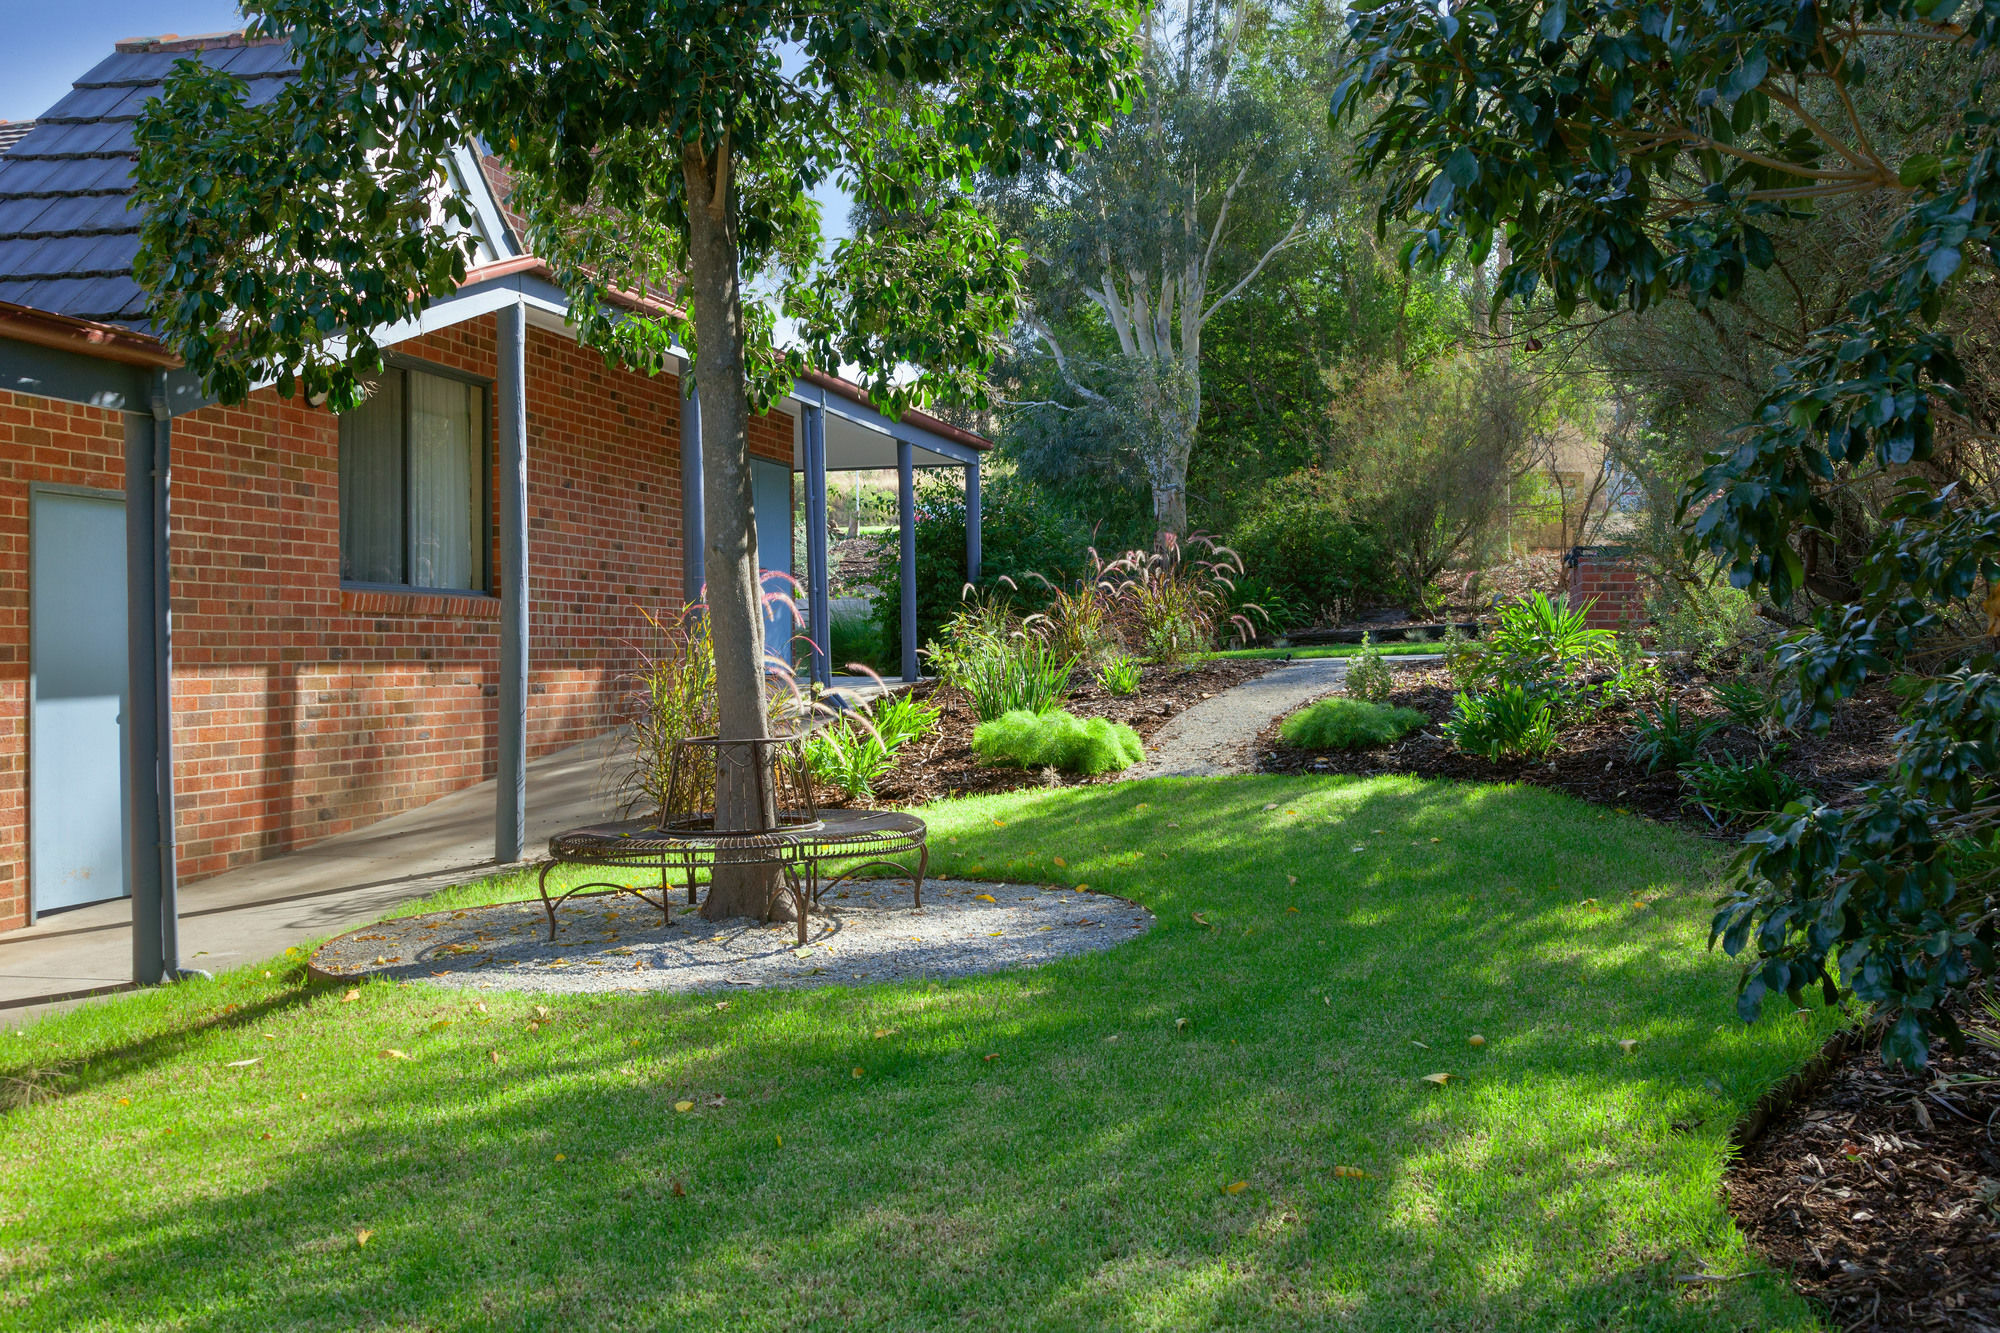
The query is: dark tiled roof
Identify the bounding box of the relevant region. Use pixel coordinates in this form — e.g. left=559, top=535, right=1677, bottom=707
left=0, top=33, right=297, bottom=331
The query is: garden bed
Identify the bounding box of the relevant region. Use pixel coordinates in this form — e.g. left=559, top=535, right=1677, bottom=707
left=1726, top=993, right=2000, bottom=1332
left=843, top=657, right=1275, bottom=807
left=1253, top=663, right=1900, bottom=836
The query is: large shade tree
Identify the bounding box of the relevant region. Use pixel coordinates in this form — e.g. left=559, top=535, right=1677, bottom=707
left=1337, top=0, right=2000, bottom=1066
left=131, top=0, right=1141, bottom=919
left=990, top=0, right=1337, bottom=547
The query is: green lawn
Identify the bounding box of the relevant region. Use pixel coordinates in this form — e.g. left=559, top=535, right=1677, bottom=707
left=1, top=776, right=1835, bottom=1331
left=1202, top=641, right=1446, bottom=661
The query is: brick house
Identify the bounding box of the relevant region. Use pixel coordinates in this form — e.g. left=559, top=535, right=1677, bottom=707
left=0, top=33, right=987, bottom=952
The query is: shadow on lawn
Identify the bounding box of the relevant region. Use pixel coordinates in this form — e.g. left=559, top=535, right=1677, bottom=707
left=13, top=776, right=1827, bottom=1331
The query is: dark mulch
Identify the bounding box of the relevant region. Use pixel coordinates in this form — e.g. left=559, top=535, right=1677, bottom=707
left=1253, top=663, right=1901, bottom=837
left=1727, top=998, right=2000, bottom=1332
left=852, top=658, right=1275, bottom=807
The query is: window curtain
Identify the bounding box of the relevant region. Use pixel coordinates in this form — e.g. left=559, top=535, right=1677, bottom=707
left=338, top=373, right=404, bottom=584
left=408, top=372, right=480, bottom=590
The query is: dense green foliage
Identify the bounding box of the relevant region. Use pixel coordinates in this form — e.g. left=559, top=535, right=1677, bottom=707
left=1629, top=702, right=1723, bottom=776
left=1444, top=683, right=1561, bottom=762
left=1280, top=697, right=1427, bottom=750
left=1681, top=752, right=1813, bottom=827
left=1224, top=470, right=1384, bottom=628
left=1338, top=0, right=2000, bottom=1064
left=972, top=709, right=1144, bottom=774
left=828, top=605, right=887, bottom=675
left=803, top=694, right=940, bottom=802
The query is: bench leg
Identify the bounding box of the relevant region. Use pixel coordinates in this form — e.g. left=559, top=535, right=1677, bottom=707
left=913, top=845, right=929, bottom=908
left=538, top=861, right=560, bottom=942
left=658, top=863, right=672, bottom=928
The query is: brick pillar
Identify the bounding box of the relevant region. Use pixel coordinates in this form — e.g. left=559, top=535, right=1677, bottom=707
left=1564, top=545, right=1648, bottom=632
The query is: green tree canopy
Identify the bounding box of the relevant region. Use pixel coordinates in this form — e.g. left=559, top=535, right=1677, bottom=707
left=1338, top=0, right=2000, bottom=1066
left=131, top=0, right=1142, bottom=919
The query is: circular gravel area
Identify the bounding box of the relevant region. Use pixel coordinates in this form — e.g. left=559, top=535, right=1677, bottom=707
left=308, top=878, right=1154, bottom=995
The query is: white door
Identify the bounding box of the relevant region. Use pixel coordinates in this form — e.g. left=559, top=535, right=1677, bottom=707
left=30, top=489, right=129, bottom=915
left=752, top=459, right=796, bottom=665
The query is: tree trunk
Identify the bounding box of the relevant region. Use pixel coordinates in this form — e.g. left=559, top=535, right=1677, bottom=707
left=683, top=137, right=785, bottom=923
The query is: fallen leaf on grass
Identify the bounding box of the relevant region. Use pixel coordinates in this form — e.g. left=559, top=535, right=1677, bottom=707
left=1410, top=1041, right=1430, bottom=1050
left=851, top=1067, right=866, bottom=1079
left=261, top=1033, right=277, bottom=1041
left=1192, top=912, right=1212, bottom=928
left=714, top=1001, right=730, bottom=1011
left=1421, top=1072, right=1452, bottom=1086
left=533, top=1005, right=551, bottom=1020
left=1263, top=803, right=1279, bottom=812
left=675, top=1100, right=695, bottom=1113
left=1333, top=1165, right=1370, bottom=1179
left=984, top=1053, right=1000, bottom=1062
left=1468, top=1034, right=1486, bottom=1047
left=356, top=1229, right=374, bottom=1247
left=1618, top=1039, right=1638, bottom=1055
left=428, top=1020, right=452, bottom=1033
left=1175, top=1018, right=1189, bottom=1031
left=224, top=1057, right=262, bottom=1069
left=380, top=1049, right=411, bottom=1061
left=341, top=989, right=360, bottom=1003
left=487, top=1050, right=501, bottom=1065
left=1225, top=1180, right=1249, bottom=1194
left=1286, top=874, right=1298, bottom=885
left=1053, top=856, right=1067, bottom=867
left=1286, top=906, right=1299, bottom=913
left=872, top=1028, right=898, bottom=1039
left=554, top=1153, right=567, bottom=1162
left=670, top=1179, right=687, bottom=1198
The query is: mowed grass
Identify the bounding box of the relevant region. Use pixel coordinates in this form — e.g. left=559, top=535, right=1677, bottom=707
left=0, top=776, right=1838, bottom=1331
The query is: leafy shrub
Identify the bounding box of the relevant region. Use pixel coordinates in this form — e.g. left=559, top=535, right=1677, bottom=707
left=1478, top=591, right=1618, bottom=689
left=1101, top=534, right=1262, bottom=665
left=828, top=605, right=886, bottom=673
left=972, top=709, right=1144, bottom=775
left=1443, top=683, right=1560, bottom=761
left=1029, top=570, right=1117, bottom=665
left=1627, top=700, right=1721, bottom=773
left=1711, top=678, right=1773, bottom=731
left=1344, top=633, right=1394, bottom=703
left=1645, top=580, right=1768, bottom=674
left=866, top=474, right=1093, bottom=667
left=803, top=692, right=940, bottom=803
left=1226, top=469, right=1385, bottom=628
left=1096, top=654, right=1142, bottom=696
left=1438, top=621, right=1484, bottom=689
left=1606, top=634, right=1664, bottom=705
left=1679, top=750, right=1810, bottom=823
left=927, top=604, right=1075, bottom=722
left=1280, top=697, right=1427, bottom=750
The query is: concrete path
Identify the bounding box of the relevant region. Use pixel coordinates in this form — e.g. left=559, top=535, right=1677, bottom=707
left=0, top=735, right=627, bottom=1021
left=1125, top=658, right=1355, bottom=779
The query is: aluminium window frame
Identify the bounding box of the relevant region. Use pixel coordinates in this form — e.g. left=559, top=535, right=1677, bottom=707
left=337, top=351, right=496, bottom=598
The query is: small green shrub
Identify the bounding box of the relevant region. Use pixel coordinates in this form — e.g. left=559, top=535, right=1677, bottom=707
left=1479, top=592, right=1619, bottom=690
left=803, top=693, right=940, bottom=803
left=926, top=598, right=1075, bottom=722
left=1628, top=700, right=1721, bottom=773
left=1443, top=683, right=1560, bottom=761
left=1280, top=697, right=1427, bottom=750
left=1344, top=633, right=1394, bottom=703
left=1711, top=678, right=1773, bottom=730
left=1096, top=655, right=1143, bottom=696
left=1679, top=750, right=1810, bottom=823
left=1645, top=580, right=1768, bottom=673
left=972, top=709, right=1144, bottom=775
left=828, top=606, right=886, bottom=673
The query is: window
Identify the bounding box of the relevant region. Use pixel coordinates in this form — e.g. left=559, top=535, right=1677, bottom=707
left=339, top=365, right=489, bottom=592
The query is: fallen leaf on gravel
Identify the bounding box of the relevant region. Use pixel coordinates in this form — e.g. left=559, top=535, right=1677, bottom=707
left=1225, top=1180, right=1249, bottom=1194
left=380, top=1049, right=411, bottom=1061
left=356, top=1229, right=373, bottom=1247
left=675, top=1100, right=695, bottom=1112
left=1422, top=1072, right=1452, bottom=1086
left=342, top=989, right=360, bottom=1003
left=793, top=947, right=815, bottom=958
left=975, top=893, right=997, bottom=902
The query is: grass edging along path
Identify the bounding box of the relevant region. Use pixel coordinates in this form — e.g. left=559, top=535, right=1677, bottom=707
left=1199, top=642, right=1442, bottom=661
left=3, top=777, right=1840, bottom=1331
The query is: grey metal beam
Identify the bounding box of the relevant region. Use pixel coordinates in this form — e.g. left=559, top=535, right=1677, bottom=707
left=122, top=408, right=167, bottom=985
left=898, top=440, right=918, bottom=682
left=803, top=403, right=831, bottom=686
left=797, top=379, right=985, bottom=467
left=2, top=335, right=149, bottom=411
left=681, top=368, right=704, bottom=604
left=496, top=301, right=528, bottom=863
left=965, top=462, right=982, bottom=584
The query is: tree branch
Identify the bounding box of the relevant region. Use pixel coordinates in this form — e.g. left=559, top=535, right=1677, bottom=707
left=1200, top=218, right=1305, bottom=326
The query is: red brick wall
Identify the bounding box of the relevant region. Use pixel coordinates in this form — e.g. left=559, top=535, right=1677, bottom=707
left=0, top=315, right=799, bottom=930
left=1566, top=546, right=1648, bottom=632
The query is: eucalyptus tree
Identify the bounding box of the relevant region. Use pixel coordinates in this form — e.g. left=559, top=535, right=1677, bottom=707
left=990, top=0, right=1338, bottom=547
left=130, top=0, right=1142, bottom=919
left=1337, top=0, right=2000, bottom=1066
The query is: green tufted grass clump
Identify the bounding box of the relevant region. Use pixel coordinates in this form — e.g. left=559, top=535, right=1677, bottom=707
left=1279, top=696, right=1428, bottom=751
left=972, top=708, right=1144, bottom=775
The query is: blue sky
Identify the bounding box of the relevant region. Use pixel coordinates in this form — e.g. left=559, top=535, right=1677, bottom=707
left=3, top=3, right=247, bottom=122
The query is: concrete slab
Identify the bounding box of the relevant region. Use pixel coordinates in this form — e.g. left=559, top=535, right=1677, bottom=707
left=0, top=733, right=628, bottom=1022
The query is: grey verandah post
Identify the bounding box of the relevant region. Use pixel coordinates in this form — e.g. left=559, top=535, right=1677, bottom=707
left=680, top=364, right=704, bottom=605
left=803, top=402, right=831, bottom=686
left=965, top=461, right=981, bottom=583
left=496, top=300, right=529, bottom=864
left=124, top=396, right=179, bottom=985
left=898, top=440, right=917, bottom=682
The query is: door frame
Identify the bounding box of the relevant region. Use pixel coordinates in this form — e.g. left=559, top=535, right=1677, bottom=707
left=27, top=481, right=128, bottom=925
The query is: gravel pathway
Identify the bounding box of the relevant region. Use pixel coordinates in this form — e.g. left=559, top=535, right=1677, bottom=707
left=308, top=878, right=1154, bottom=996
left=1124, top=658, right=1356, bottom=778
